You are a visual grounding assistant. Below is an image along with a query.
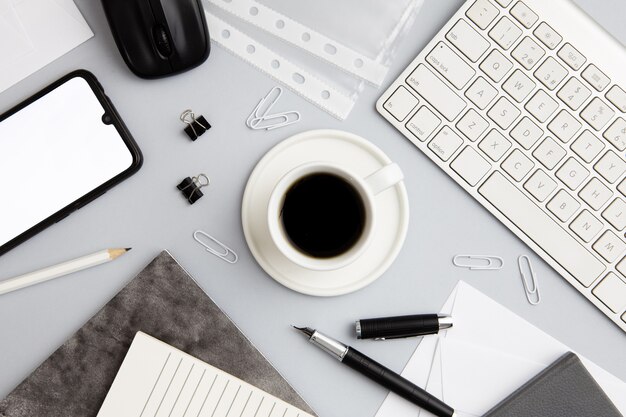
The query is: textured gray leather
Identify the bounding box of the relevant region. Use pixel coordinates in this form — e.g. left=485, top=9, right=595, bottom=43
left=0, top=251, right=314, bottom=417
left=483, top=352, right=622, bottom=417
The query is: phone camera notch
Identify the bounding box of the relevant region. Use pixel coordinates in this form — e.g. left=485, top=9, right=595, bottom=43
left=102, top=113, right=113, bottom=125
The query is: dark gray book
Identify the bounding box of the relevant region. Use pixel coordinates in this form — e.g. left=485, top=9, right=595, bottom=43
left=0, top=250, right=314, bottom=417
left=483, top=352, right=622, bottom=417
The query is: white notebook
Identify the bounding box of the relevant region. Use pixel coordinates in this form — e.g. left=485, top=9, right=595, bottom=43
left=97, top=332, right=314, bottom=417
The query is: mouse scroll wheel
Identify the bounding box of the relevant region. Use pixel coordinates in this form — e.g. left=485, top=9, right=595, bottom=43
left=152, top=25, right=173, bottom=57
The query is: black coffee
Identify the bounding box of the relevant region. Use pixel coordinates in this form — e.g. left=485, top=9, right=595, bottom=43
left=281, top=173, right=366, bottom=258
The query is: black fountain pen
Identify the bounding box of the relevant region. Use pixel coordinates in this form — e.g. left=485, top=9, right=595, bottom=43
left=293, top=326, right=456, bottom=417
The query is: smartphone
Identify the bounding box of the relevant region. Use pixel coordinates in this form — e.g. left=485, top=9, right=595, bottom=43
left=0, top=70, right=143, bottom=256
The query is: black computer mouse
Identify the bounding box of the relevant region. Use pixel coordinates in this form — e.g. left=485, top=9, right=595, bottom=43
left=101, top=0, right=210, bottom=78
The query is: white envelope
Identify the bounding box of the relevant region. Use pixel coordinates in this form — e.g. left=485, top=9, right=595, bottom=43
left=428, top=338, right=546, bottom=416
left=375, top=282, right=626, bottom=417
left=0, top=0, right=93, bottom=94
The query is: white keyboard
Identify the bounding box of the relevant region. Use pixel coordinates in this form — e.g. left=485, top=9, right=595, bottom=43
left=377, top=0, right=626, bottom=332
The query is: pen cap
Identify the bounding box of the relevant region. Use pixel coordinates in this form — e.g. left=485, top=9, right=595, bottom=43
left=356, top=314, right=441, bottom=339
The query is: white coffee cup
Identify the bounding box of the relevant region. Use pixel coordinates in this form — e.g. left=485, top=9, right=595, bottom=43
left=267, top=161, right=404, bottom=271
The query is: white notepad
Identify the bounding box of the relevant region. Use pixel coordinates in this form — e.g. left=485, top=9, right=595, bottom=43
left=97, top=332, right=314, bottom=417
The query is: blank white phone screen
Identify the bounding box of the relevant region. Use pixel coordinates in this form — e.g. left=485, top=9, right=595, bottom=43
left=0, top=77, right=134, bottom=247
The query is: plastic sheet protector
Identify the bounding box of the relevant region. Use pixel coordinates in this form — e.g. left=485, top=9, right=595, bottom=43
left=205, top=0, right=423, bottom=119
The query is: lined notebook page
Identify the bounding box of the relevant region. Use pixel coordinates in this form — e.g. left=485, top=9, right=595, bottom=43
left=97, top=332, right=314, bottom=417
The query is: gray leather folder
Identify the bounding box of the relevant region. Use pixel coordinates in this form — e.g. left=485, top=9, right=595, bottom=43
left=483, top=351, right=622, bottom=417
left=0, top=250, right=314, bottom=417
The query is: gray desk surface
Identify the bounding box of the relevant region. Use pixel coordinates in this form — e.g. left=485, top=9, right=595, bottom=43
left=1, top=1, right=625, bottom=416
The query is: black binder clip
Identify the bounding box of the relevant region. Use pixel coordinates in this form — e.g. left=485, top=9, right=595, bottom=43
left=177, top=174, right=210, bottom=204
left=180, top=109, right=210, bottom=141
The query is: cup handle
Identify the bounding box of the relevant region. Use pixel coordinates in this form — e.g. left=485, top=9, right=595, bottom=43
left=364, top=163, right=404, bottom=195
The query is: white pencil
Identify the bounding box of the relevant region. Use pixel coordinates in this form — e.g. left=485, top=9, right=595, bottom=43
left=0, top=248, right=131, bottom=296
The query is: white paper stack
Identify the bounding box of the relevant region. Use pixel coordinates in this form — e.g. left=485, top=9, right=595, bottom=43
left=375, top=281, right=626, bottom=417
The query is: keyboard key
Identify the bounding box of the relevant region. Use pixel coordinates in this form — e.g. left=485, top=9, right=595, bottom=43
left=557, top=78, right=592, bottom=111
left=547, top=189, right=581, bottom=222
left=429, top=126, right=464, bottom=161
left=582, top=64, right=610, bottom=92
left=466, top=0, right=500, bottom=30
left=479, top=129, right=511, bottom=161
left=511, top=37, right=544, bottom=70
left=602, top=198, right=626, bottom=231
left=533, top=22, right=562, bottom=50
left=406, top=65, right=467, bottom=121
left=493, top=0, right=513, bottom=6
left=503, top=69, right=536, bottom=102
left=489, top=16, right=522, bottom=50
left=510, top=1, right=538, bottom=28
left=511, top=116, right=542, bottom=149
left=456, top=109, right=489, bottom=141
left=579, top=178, right=613, bottom=210
left=488, top=96, right=521, bottom=129
left=558, top=43, right=586, bottom=71
left=479, top=172, right=605, bottom=287
left=534, top=57, right=568, bottom=91
left=525, top=90, right=558, bottom=122
left=502, top=149, right=534, bottom=181
left=571, top=130, right=605, bottom=163
left=606, top=85, right=626, bottom=113
left=581, top=98, right=615, bottom=131
left=570, top=210, right=603, bottom=242
left=533, top=137, right=566, bottom=169
left=427, top=42, right=476, bottom=89
left=406, top=106, right=441, bottom=142
left=446, top=19, right=491, bottom=62
left=556, top=158, right=589, bottom=190
left=524, top=169, right=557, bottom=202
left=450, top=146, right=492, bottom=186
left=480, top=49, right=513, bottom=82
left=594, top=151, right=626, bottom=183
left=593, top=230, right=626, bottom=263
left=465, top=77, right=498, bottom=109
left=593, top=273, right=626, bottom=313
left=383, top=86, right=418, bottom=122
left=603, top=118, right=626, bottom=151
left=547, top=110, right=582, bottom=143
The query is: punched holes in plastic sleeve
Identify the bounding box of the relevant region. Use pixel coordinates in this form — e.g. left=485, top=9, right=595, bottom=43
left=205, top=10, right=354, bottom=118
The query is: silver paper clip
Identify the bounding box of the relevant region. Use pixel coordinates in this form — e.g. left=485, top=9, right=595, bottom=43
left=452, top=255, right=504, bottom=270
left=246, top=86, right=301, bottom=130
left=193, top=230, right=238, bottom=264
left=518, top=255, right=540, bottom=305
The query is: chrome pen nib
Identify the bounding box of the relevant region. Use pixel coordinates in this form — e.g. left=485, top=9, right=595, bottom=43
left=292, top=325, right=314, bottom=338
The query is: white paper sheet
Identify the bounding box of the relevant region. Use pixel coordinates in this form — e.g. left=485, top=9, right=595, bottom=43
left=0, top=0, right=33, bottom=64
left=375, top=282, right=626, bottom=417
left=0, top=0, right=92, bottom=94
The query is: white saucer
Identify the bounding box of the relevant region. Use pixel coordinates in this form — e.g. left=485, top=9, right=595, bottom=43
left=241, top=130, right=409, bottom=296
